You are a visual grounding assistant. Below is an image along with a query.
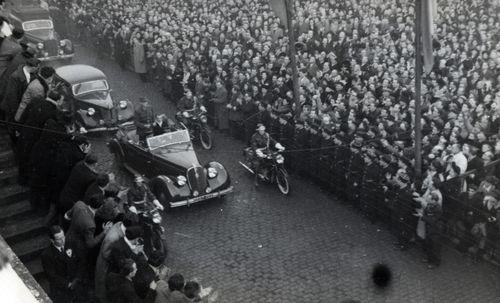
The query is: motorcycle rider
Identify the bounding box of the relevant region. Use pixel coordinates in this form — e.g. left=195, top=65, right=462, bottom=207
left=177, top=89, right=205, bottom=125
left=250, top=123, right=285, bottom=186
left=127, top=175, right=164, bottom=213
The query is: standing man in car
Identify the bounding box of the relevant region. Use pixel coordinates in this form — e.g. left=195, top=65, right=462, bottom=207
left=134, top=97, right=154, bottom=144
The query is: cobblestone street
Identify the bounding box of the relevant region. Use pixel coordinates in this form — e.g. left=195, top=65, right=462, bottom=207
left=69, top=45, right=500, bottom=303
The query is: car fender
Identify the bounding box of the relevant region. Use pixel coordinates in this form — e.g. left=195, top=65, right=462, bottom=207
left=206, top=161, right=231, bottom=190
left=149, top=175, right=191, bottom=204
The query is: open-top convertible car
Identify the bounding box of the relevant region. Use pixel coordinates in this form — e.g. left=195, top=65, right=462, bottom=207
left=55, top=64, right=134, bottom=132
left=3, top=0, right=74, bottom=62
left=108, top=125, right=233, bottom=209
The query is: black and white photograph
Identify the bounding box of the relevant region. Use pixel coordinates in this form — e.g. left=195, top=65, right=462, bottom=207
left=0, top=0, right=500, bottom=302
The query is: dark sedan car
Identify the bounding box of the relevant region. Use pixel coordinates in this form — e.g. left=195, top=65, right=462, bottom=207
left=108, top=125, right=233, bottom=209
left=55, top=64, right=134, bottom=132
left=3, top=0, right=74, bottom=62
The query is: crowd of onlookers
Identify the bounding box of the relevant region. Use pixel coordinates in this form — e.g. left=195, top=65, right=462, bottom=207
left=2, top=0, right=500, bottom=299
left=1, top=8, right=211, bottom=303
left=48, top=0, right=500, bottom=267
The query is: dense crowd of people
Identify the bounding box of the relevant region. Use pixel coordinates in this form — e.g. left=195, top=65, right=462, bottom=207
left=48, top=0, right=500, bottom=267
left=1, top=10, right=211, bottom=303
left=1, top=0, right=500, bottom=300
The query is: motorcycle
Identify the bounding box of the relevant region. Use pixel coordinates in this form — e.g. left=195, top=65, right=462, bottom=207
left=239, top=148, right=290, bottom=195
left=135, top=206, right=168, bottom=259
left=176, top=107, right=213, bottom=150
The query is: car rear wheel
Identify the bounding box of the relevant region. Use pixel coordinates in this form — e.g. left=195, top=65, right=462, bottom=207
left=199, top=127, right=213, bottom=150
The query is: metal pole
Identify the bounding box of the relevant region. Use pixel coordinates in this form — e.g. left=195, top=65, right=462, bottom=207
left=414, top=0, right=423, bottom=186
left=284, top=0, right=302, bottom=116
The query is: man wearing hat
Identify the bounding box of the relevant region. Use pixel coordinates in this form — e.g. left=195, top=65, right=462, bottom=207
left=360, top=153, right=382, bottom=223
left=1, top=57, right=40, bottom=139
left=332, top=132, right=349, bottom=199
left=134, top=97, right=155, bottom=145
left=317, top=126, right=335, bottom=188
left=289, top=119, right=307, bottom=173
left=277, top=114, right=294, bottom=168
left=390, top=170, right=417, bottom=250
left=295, top=121, right=311, bottom=176
left=307, top=119, right=323, bottom=183
left=346, top=135, right=364, bottom=208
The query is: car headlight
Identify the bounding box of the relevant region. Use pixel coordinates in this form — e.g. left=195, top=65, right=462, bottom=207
left=87, top=107, right=96, bottom=116
left=37, top=42, right=44, bottom=49
left=207, top=167, right=218, bottom=178
left=193, top=190, right=199, bottom=197
left=119, top=100, right=128, bottom=109
left=276, top=155, right=284, bottom=164
left=206, top=187, right=212, bottom=193
left=176, top=175, right=187, bottom=186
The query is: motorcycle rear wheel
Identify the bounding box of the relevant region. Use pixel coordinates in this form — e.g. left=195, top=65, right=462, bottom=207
left=276, top=168, right=290, bottom=195
left=199, top=127, right=213, bottom=150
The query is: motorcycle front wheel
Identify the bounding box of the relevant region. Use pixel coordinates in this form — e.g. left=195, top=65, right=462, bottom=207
left=199, top=127, right=213, bottom=150
left=276, top=168, right=290, bottom=195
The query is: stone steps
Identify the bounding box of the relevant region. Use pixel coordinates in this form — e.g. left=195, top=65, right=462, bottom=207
left=0, top=215, right=47, bottom=243
left=0, top=166, right=19, bottom=186
left=0, top=199, right=34, bottom=221
left=11, top=233, right=50, bottom=263
left=0, top=129, right=49, bottom=295
left=0, top=149, right=15, bottom=169
left=0, top=184, right=30, bottom=205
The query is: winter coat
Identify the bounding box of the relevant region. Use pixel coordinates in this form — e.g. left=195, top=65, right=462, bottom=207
left=132, top=40, right=147, bottom=74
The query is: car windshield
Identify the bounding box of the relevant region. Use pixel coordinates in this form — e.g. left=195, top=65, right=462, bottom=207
left=22, top=20, right=53, bottom=31
left=147, top=129, right=191, bottom=150
left=72, top=80, right=109, bottom=96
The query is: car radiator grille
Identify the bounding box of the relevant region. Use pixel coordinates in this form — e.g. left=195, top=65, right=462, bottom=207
left=187, top=166, right=207, bottom=195
left=44, top=40, right=58, bottom=55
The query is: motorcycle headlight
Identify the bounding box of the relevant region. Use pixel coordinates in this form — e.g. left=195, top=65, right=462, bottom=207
left=119, top=100, right=128, bottom=109
left=176, top=175, right=187, bottom=186
left=207, top=167, right=218, bottom=179
left=276, top=155, right=284, bottom=164
left=87, top=107, right=96, bottom=116
left=152, top=213, right=162, bottom=224
left=37, top=42, right=44, bottom=49
left=200, top=115, right=208, bottom=123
